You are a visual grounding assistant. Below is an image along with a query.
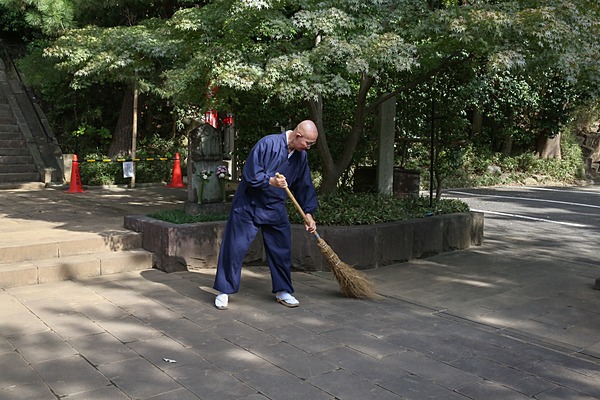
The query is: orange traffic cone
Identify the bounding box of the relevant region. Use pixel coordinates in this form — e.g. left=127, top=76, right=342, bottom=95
left=66, top=154, right=84, bottom=193
left=167, top=153, right=186, bottom=188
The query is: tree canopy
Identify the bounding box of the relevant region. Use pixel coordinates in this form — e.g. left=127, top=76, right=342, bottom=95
left=4, top=0, right=600, bottom=192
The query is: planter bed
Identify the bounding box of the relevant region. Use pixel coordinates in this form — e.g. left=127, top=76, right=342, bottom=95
left=124, top=211, right=483, bottom=273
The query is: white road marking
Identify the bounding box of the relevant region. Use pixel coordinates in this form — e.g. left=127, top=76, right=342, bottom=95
left=447, top=190, right=600, bottom=210
left=524, top=186, right=600, bottom=195
left=469, top=209, right=591, bottom=228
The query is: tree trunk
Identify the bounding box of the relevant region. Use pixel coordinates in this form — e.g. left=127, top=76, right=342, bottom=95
left=502, top=135, right=513, bottom=156
left=311, top=53, right=469, bottom=194
left=108, top=86, right=135, bottom=157
left=536, top=132, right=562, bottom=160
left=312, top=73, right=375, bottom=195
left=471, top=108, right=483, bottom=137
left=435, top=172, right=443, bottom=200
left=307, top=95, right=336, bottom=191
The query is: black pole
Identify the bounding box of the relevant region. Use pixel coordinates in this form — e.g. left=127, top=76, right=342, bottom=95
left=429, top=97, right=435, bottom=207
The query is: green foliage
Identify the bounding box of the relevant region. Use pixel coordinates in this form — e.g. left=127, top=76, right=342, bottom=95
left=0, top=4, right=37, bottom=38
left=430, top=129, right=586, bottom=189
left=135, top=136, right=185, bottom=183
left=78, top=156, right=171, bottom=186
left=5, top=0, right=600, bottom=196
left=16, top=42, right=125, bottom=154
left=0, top=0, right=202, bottom=37
left=231, top=92, right=307, bottom=166
left=149, top=209, right=229, bottom=224
left=149, top=193, right=469, bottom=225
left=0, top=0, right=74, bottom=36
left=287, top=193, right=469, bottom=226
left=44, top=22, right=180, bottom=91
left=77, top=135, right=184, bottom=186
left=78, top=153, right=122, bottom=186
left=72, top=123, right=111, bottom=144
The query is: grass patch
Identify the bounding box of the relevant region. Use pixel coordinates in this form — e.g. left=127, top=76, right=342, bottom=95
left=289, top=193, right=469, bottom=226
left=149, top=193, right=469, bottom=225
left=149, top=209, right=229, bottom=224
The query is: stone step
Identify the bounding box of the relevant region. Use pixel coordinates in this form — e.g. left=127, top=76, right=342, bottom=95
left=0, top=139, right=26, bottom=149
left=0, top=131, right=22, bottom=140
left=0, top=249, right=154, bottom=288
left=0, top=231, right=143, bottom=263
left=0, top=147, right=29, bottom=156
left=0, top=123, right=19, bottom=132
left=0, top=154, right=32, bottom=164
left=0, top=181, right=45, bottom=190
left=0, top=163, right=36, bottom=173
left=0, top=172, right=39, bottom=182
left=0, top=116, right=15, bottom=125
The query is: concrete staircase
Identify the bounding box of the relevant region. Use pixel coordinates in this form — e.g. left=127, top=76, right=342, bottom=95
left=0, top=48, right=160, bottom=288
left=0, top=54, right=64, bottom=187
left=0, top=94, right=40, bottom=183
left=0, top=231, right=154, bottom=288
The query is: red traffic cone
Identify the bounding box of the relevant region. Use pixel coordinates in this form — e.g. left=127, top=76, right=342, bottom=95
left=66, top=154, right=84, bottom=193
left=167, top=153, right=186, bottom=188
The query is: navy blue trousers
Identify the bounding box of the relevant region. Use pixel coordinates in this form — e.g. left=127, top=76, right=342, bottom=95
left=213, top=207, right=294, bottom=295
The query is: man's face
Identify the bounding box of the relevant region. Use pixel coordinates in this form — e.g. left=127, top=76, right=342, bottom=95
left=295, top=129, right=317, bottom=151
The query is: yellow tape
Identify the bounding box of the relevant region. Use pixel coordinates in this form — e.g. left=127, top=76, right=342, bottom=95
left=76, top=156, right=175, bottom=163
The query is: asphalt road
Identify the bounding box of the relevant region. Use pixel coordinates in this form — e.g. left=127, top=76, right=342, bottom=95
left=443, top=185, right=600, bottom=267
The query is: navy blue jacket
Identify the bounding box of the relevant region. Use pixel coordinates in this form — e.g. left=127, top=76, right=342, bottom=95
left=232, top=131, right=318, bottom=224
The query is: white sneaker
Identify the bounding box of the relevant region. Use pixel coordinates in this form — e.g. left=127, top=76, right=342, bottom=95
left=215, top=293, right=228, bottom=310
left=275, top=291, right=299, bottom=308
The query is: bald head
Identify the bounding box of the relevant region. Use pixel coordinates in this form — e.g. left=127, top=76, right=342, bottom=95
left=297, top=120, right=318, bottom=138
left=288, top=120, right=318, bottom=152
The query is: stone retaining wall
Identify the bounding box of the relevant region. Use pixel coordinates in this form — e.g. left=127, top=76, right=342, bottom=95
left=124, top=211, right=484, bottom=273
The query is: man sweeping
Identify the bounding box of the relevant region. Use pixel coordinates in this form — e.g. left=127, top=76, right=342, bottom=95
left=213, top=120, right=319, bottom=310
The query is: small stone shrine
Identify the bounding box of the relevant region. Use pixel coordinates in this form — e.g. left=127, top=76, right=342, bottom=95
left=184, top=113, right=235, bottom=214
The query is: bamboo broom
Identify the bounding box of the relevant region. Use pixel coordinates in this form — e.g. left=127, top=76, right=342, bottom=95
left=277, top=174, right=376, bottom=299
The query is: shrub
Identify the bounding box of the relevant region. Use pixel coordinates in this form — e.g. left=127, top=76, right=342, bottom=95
left=149, top=193, right=470, bottom=225
left=293, top=193, right=469, bottom=226
left=78, top=153, right=122, bottom=186
left=149, top=209, right=229, bottom=223
left=77, top=136, right=186, bottom=186
left=432, top=129, right=586, bottom=189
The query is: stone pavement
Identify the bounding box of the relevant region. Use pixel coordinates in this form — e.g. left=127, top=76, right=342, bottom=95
left=1, top=185, right=600, bottom=399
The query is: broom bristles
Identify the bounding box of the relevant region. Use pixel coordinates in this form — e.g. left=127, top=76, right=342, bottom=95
left=315, top=237, right=377, bottom=299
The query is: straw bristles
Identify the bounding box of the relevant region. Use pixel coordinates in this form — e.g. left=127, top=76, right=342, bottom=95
left=279, top=180, right=376, bottom=299
left=315, top=237, right=377, bottom=299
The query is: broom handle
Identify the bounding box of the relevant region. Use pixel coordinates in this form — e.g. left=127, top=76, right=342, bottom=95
left=276, top=173, right=319, bottom=238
